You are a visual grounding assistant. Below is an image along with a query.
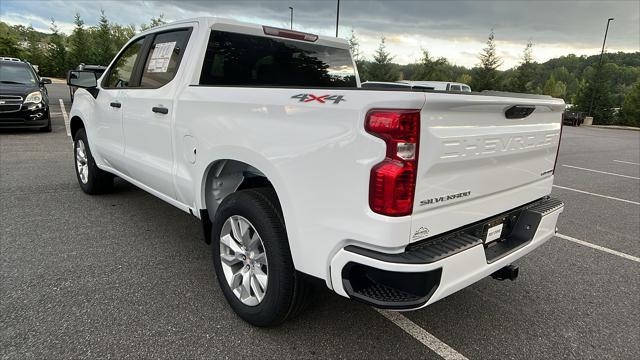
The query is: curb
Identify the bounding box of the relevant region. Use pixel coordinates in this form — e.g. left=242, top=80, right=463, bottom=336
left=583, top=125, right=640, bottom=132
left=47, top=78, right=67, bottom=84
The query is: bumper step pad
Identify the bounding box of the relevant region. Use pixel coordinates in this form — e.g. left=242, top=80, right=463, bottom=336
left=345, top=232, right=482, bottom=265
left=356, top=283, right=423, bottom=304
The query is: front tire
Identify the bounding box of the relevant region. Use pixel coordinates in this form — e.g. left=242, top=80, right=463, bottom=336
left=39, top=114, right=52, bottom=132
left=74, top=128, right=113, bottom=194
left=211, top=188, right=311, bottom=327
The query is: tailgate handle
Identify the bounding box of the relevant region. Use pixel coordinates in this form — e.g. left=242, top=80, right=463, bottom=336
left=505, top=105, right=535, bottom=119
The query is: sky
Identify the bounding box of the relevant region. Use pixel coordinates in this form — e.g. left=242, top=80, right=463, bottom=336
left=1, top=0, right=639, bottom=69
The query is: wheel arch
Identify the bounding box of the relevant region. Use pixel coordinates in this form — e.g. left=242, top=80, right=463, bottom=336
left=199, top=158, right=287, bottom=244
left=70, top=116, right=84, bottom=139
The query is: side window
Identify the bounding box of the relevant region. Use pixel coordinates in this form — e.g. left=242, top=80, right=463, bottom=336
left=139, top=30, right=191, bottom=88
left=104, top=38, right=145, bottom=88
left=462, top=86, right=471, bottom=92
left=450, top=85, right=461, bottom=91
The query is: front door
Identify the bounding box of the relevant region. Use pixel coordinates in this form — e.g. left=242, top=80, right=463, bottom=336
left=94, top=37, right=145, bottom=173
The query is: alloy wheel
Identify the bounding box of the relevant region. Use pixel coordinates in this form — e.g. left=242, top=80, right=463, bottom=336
left=75, top=139, right=89, bottom=184
left=219, top=215, right=269, bottom=306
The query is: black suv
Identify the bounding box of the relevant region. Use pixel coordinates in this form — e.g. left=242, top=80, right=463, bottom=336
left=0, top=58, right=52, bottom=132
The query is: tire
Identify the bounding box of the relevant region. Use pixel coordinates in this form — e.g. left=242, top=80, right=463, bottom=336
left=39, top=114, right=52, bottom=132
left=73, top=128, right=113, bottom=194
left=211, top=188, right=311, bottom=327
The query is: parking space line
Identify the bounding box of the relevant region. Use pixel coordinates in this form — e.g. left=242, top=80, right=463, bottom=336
left=613, top=160, right=640, bottom=166
left=556, top=233, right=640, bottom=263
left=561, top=164, right=640, bottom=180
left=375, top=309, right=468, bottom=360
left=552, top=185, right=640, bottom=206
left=58, top=99, right=71, bottom=137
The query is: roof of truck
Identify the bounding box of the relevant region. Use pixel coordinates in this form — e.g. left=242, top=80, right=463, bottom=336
left=139, top=17, right=349, bottom=48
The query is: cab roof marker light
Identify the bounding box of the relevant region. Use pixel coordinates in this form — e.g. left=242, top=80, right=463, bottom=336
left=262, top=26, right=318, bottom=42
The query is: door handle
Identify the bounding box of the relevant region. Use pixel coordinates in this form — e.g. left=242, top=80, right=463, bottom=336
left=152, top=106, right=168, bottom=114
left=110, top=102, right=121, bottom=108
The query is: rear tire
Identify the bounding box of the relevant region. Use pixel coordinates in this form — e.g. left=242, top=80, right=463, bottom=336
left=211, top=188, right=311, bottom=327
left=73, top=128, right=113, bottom=194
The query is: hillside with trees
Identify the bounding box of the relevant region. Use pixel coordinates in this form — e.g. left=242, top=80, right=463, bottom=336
left=0, top=13, right=164, bottom=77
left=0, top=15, right=637, bottom=126
left=353, top=32, right=639, bottom=127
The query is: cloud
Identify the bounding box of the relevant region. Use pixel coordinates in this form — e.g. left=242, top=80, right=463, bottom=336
left=1, top=0, right=638, bottom=69
left=1, top=12, right=75, bottom=34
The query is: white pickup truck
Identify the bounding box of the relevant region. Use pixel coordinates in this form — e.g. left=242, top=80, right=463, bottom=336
left=67, top=17, right=565, bottom=327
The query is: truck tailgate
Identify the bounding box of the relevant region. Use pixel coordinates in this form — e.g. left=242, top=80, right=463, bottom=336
left=410, top=92, right=564, bottom=242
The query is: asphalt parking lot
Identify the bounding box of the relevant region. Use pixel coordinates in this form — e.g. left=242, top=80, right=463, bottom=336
left=1, top=84, right=639, bottom=359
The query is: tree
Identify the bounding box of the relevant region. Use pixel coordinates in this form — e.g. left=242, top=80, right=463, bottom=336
left=111, top=24, right=136, bottom=52
left=618, top=81, right=640, bottom=127
left=542, top=74, right=567, bottom=98
left=44, top=19, right=67, bottom=77
left=472, top=30, right=502, bottom=91
left=414, top=50, right=449, bottom=81
left=572, top=67, right=616, bottom=124
left=93, top=10, right=114, bottom=66
left=347, top=29, right=368, bottom=81
left=140, top=14, right=167, bottom=31
left=512, top=40, right=536, bottom=93
left=0, top=36, right=22, bottom=58
left=366, top=37, right=398, bottom=82
left=457, top=73, right=472, bottom=85
left=0, top=21, right=25, bottom=58
left=68, top=13, right=90, bottom=68
left=24, top=25, right=46, bottom=70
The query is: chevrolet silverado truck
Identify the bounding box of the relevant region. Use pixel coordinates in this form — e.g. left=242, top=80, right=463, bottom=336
left=67, top=17, right=565, bottom=327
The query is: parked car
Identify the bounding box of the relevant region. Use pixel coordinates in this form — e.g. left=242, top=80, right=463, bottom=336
left=398, top=80, right=472, bottom=92
left=69, top=64, right=107, bottom=103
left=67, top=17, right=564, bottom=326
left=0, top=57, right=52, bottom=132
left=562, top=110, right=585, bottom=126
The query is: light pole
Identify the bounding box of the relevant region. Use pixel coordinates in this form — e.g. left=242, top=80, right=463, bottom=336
left=588, top=17, right=614, bottom=117
left=289, top=7, right=294, bottom=30
left=335, top=0, right=340, bottom=37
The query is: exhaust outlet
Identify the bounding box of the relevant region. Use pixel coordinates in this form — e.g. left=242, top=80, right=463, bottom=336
left=491, top=264, right=519, bottom=281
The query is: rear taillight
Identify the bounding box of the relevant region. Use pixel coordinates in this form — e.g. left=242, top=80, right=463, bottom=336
left=553, top=116, right=563, bottom=174
left=365, top=109, right=420, bottom=216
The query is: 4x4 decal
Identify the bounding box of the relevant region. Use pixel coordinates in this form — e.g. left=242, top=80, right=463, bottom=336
left=291, top=94, right=345, bottom=104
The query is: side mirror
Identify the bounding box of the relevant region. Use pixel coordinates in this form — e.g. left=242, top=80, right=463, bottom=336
left=67, top=70, right=97, bottom=88
left=40, top=78, right=52, bottom=85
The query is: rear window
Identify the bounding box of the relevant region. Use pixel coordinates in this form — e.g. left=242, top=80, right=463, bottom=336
left=199, top=30, right=356, bottom=88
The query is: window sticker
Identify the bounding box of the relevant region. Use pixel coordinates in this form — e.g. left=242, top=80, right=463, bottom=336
left=147, top=41, right=176, bottom=73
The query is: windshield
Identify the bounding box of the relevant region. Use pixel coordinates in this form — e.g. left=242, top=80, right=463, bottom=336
left=0, top=62, right=38, bottom=85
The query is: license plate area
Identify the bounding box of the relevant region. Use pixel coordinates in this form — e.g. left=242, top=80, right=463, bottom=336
left=484, top=220, right=504, bottom=245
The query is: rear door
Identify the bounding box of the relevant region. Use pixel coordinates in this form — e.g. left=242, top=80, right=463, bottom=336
left=410, top=92, right=564, bottom=241
left=121, top=28, right=192, bottom=198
